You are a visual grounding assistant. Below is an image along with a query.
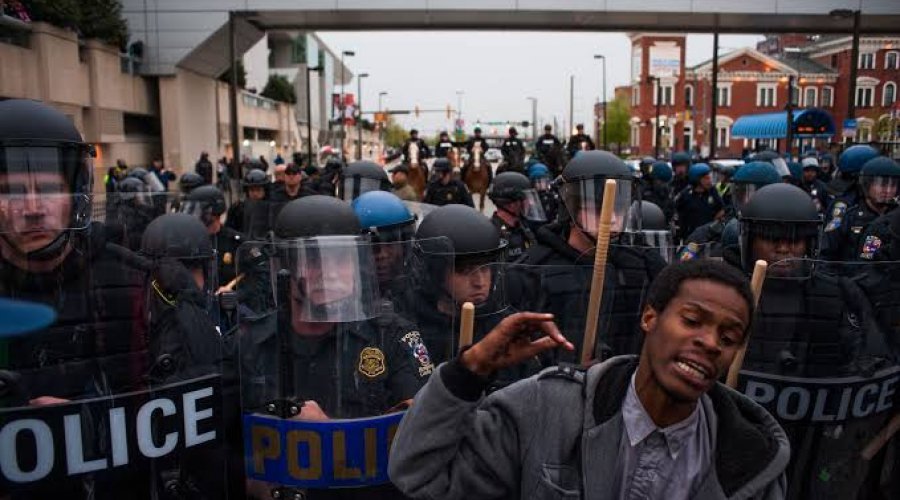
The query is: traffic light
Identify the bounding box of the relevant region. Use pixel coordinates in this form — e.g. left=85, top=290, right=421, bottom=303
left=521, top=121, right=530, bottom=128
left=415, top=106, right=420, bottom=118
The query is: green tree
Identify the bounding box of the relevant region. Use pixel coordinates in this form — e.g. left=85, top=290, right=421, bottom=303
left=260, top=74, right=297, bottom=104
left=601, top=97, right=632, bottom=154
left=384, top=117, right=407, bottom=148
left=79, top=0, right=129, bottom=49
left=20, top=0, right=80, bottom=31
left=219, top=60, right=247, bottom=89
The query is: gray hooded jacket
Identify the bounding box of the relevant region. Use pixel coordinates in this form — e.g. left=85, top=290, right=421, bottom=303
left=389, top=355, right=789, bottom=500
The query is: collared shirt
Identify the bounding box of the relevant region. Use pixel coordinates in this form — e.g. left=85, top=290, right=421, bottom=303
left=616, top=373, right=711, bottom=500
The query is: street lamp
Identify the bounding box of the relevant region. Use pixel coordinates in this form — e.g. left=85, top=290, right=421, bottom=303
left=783, top=47, right=802, bottom=158
left=306, top=65, right=322, bottom=165
left=356, top=72, right=369, bottom=160
left=378, top=92, right=388, bottom=159
left=830, top=9, right=861, bottom=135
left=526, top=97, right=537, bottom=140
left=340, top=50, right=355, bottom=158
left=594, top=54, right=607, bottom=150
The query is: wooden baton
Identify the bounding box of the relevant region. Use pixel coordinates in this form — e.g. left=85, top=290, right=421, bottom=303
left=726, top=260, right=768, bottom=388
left=458, top=302, right=475, bottom=348
left=580, top=179, right=618, bottom=365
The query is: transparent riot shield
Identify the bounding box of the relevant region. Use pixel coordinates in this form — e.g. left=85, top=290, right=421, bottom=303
left=238, top=237, right=437, bottom=498
left=621, top=230, right=678, bottom=263
left=402, top=200, right=438, bottom=230
left=506, top=257, right=649, bottom=365
left=0, top=223, right=228, bottom=498
left=736, top=259, right=900, bottom=500
left=241, top=199, right=282, bottom=240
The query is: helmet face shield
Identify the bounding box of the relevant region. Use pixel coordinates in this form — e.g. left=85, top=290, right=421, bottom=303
left=0, top=146, right=92, bottom=238
left=272, top=236, right=379, bottom=323
left=559, top=177, right=632, bottom=236
left=340, top=177, right=384, bottom=202
left=532, top=176, right=551, bottom=191
left=731, top=183, right=761, bottom=215
left=521, top=189, right=548, bottom=222
left=179, top=200, right=220, bottom=227
left=740, top=220, right=820, bottom=277
left=621, top=230, right=675, bottom=263
left=862, top=175, right=899, bottom=206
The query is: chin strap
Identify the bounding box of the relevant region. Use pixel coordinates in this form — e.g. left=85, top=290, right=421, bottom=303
left=0, top=230, right=72, bottom=263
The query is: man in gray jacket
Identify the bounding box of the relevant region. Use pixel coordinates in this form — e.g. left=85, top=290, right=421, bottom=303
left=390, top=259, right=790, bottom=500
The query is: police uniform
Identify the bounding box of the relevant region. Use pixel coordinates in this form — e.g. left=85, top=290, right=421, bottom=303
left=535, top=133, right=561, bottom=160
left=465, top=137, right=491, bottom=156
left=674, top=186, right=724, bottom=242
left=565, top=133, right=595, bottom=156
left=800, top=178, right=831, bottom=214
left=490, top=213, right=534, bottom=262
left=821, top=201, right=889, bottom=261
left=641, top=181, right=675, bottom=223
left=509, top=223, right=665, bottom=364
left=422, top=179, right=474, bottom=207
left=434, top=139, right=456, bottom=158
left=500, top=137, right=525, bottom=167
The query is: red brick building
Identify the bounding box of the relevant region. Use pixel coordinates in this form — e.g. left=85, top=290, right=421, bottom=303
left=625, top=33, right=900, bottom=159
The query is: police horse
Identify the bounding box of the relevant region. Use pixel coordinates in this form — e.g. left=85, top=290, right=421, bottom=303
left=462, top=142, right=492, bottom=213
left=406, top=141, right=428, bottom=200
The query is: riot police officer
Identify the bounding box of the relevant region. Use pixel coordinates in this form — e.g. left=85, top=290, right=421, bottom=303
left=734, top=183, right=891, bottom=499
left=401, top=129, right=430, bottom=164
left=226, top=168, right=268, bottom=234
left=827, top=144, right=879, bottom=203
left=0, top=99, right=227, bottom=498
left=674, top=163, right=724, bottom=242
left=565, top=123, right=595, bottom=157
left=714, top=164, right=735, bottom=207
left=527, top=162, right=558, bottom=225
left=798, top=156, right=831, bottom=214
left=338, top=160, right=393, bottom=201
left=510, top=150, right=666, bottom=362
left=423, top=158, right=474, bottom=207
left=535, top=124, right=562, bottom=165
left=670, top=151, right=692, bottom=194
left=822, top=156, right=900, bottom=261
left=433, top=131, right=456, bottom=159
left=107, top=175, right=157, bottom=250
left=181, top=185, right=242, bottom=290
left=641, top=161, right=675, bottom=223
left=500, top=127, right=526, bottom=172
left=351, top=190, right=417, bottom=301
left=269, top=163, right=315, bottom=203
left=487, top=171, right=545, bottom=261
left=238, top=195, right=432, bottom=499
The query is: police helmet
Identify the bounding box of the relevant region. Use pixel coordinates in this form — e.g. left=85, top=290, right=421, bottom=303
left=339, top=160, right=392, bottom=201
left=528, top=162, right=551, bottom=180
left=509, top=127, right=518, bottom=136
left=179, top=172, right=205, bottom=193
left=640, top=156, right=656, bottom=167
left=717, top=165, right=736, bottom=179
left=474, top=127, right=482, bottom=134
left=838, top=145, right=880, bottom=175
left=488, top=172, right=531, bottom=203
left=183, top=185, right=227, bottom=225
left=731, top=161, right=781, bottom=214
left=860, top=156, right=900, bottom=207
left=275, top=195, right=361, bottom=239
left=650, top=161, right=673, bottom=183
left=351, top=191, right=416, bottom=242
left=115, top=176, right=147, bottom=197
left=630, top=201, right=667, bottom=230
left=670, top=151, right=692, bottom=167
left=559, top=151, right=633, bottom=235
left=128, top=167, right=149, bottom=180
left=410, top=129, right=419, bottom=136
left=140, top=213, right=214, bottom=263
left=801, top=157, right=820, bottom=171
left=787, top=161, right=803, bottom=180
left=688, top=163, right=712, bottom=184
left=738, top=183, right=821, bottom=273
left=242, top=168, right=269, bottom=188
left=0, top=99, right=94, bottom=257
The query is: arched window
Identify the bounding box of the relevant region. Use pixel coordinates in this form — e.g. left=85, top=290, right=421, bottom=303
left=883, top=82, right=897, bottom=107
left=684, top=84, right=694, bottom=107
left=886, top=51, right=899, bottom=70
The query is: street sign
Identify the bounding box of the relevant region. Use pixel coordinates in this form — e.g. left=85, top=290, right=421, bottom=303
left=842, top=118, right=857, bottom=138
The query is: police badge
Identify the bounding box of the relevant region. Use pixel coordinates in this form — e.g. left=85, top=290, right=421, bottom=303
left=358, top=347, right=386, bottom=378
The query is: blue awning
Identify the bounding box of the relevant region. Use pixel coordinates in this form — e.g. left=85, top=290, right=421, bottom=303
left=731, top=108, right=835, bottom=139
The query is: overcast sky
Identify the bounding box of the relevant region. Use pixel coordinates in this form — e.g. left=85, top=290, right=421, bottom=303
left=317, top=31, right=763, bottom=139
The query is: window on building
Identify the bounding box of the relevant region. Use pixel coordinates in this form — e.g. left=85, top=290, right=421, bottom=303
left=821, top=86, right=834, bottom=107
left=291, top=36, right=307, bottom=64
left=653, top=84, right=674, bottom=106
left=757, top=85, right=776, bottom=107
left=883, top=82, right=897, bottom=106
left=632, top=85, right=640, bottom=106
left=886, top=51, right=899, bottom=70
left=683, top=126, right=693, bottom=152
left=857, top=124, right=873, bottom=142
left=717, top=85, right=731, bottom=107
left=859, top=53, right=875, bottom=70
left=831, top=54, right=838, bottom=68
left=631, top=124, right=640, bottom=147
left=684, top=84, right=694, bottom=107
left=856, top=86, right=875, bottom=107
left=804, top=87, right=817, bottom=107
left=716, top=126, right=730, bottom=148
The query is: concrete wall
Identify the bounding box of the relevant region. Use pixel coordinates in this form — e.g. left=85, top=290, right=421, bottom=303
left=159, top=69, right=219, bottom=174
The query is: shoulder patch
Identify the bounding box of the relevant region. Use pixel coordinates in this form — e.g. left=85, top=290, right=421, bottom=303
left=400, top=331, right=433, bottom=377
left=860, top=235, right=882, bottom=260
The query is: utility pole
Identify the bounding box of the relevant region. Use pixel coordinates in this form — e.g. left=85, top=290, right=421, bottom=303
left=340, top=50, right=355, bottom=159
left=594, top=54, right=608, bottom=149
left=228, top=11, right=240, bottom=176
left=306, top=65, right=321, bottom=166
left=786, top=75, right=795, bottom=158
left=356, top=72, right=369, bottom=160
left=710, top=27, right=720, bottom=160
left=648, top=75, right=662, bottom=158
left=569, top=75, right=575, bottom=137
left=526, top=97, right=537, bottom=140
